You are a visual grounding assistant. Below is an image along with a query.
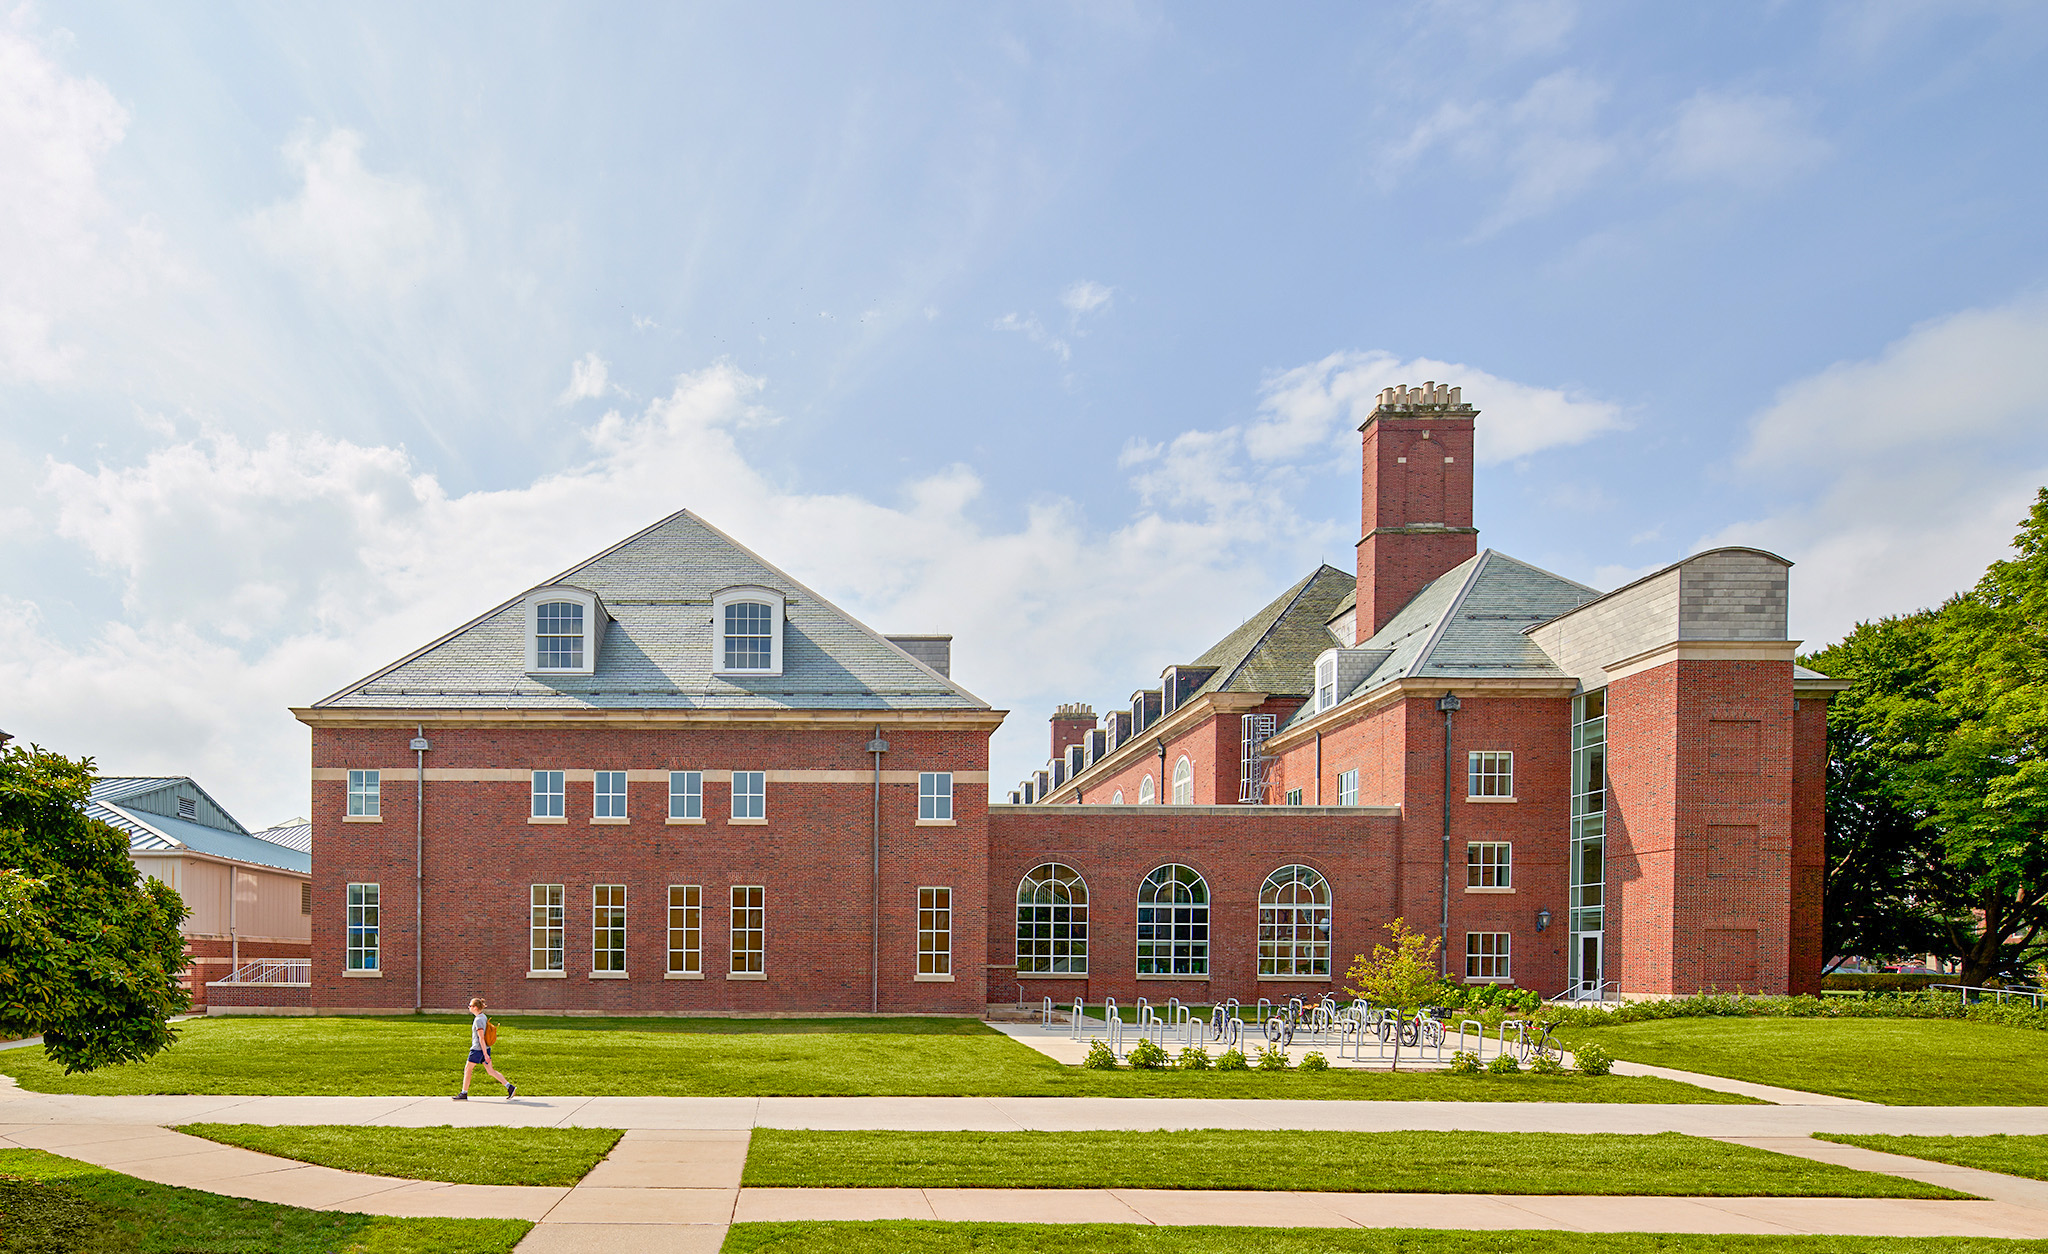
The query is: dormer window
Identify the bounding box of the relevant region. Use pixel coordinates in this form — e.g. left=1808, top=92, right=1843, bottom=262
left=1317, top=656, right=1337, bottom=712
left=712, top=586, right=785, bottom=676
left=522, top=586, right=606, bottom=676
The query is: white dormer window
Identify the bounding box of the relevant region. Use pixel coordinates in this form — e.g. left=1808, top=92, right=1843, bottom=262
left=712, top=586, right=785, bottom=676
left=523, top=587, right=605, bottom=676
left=1317, top=655, right=1337, bottom=712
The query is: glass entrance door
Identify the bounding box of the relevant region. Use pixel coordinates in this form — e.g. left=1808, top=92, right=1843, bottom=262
left=1578, top=933, right=1603, bottom=999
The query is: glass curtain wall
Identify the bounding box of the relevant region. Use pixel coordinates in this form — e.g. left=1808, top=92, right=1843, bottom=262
left=1569, top=690, right=1606, bottom=997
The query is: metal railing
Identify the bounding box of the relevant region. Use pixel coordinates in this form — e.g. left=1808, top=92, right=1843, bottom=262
left=210, top=959, right=310, bottom=985
left=1933, top=983, right=2045, bottom=1008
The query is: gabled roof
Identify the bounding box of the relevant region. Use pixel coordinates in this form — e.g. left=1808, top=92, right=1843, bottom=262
left=252, top=819, right=312, bottom=854
left=314, top=510, right=989, bottom=713
left=1184, top=565, right=1356, bottom=700
left=1282, top=550, right=1598, bottom=730
left=89, top=778, right=311, bottom=874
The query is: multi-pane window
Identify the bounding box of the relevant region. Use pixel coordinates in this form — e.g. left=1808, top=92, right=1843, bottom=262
left=1136, top=863, right=1209, bottom=976
left=346, top=883, right=379, bottom=971
left=918, top=887, right=952, bottom=976
left=347, top=770, right=380, bottom=817
left=1468, top=842, right=1512, bottom=888
left=1466, top=932, right=1511, bottom=979
left=731, top=771, right=766, bottom=820
left=530, top=884, right=564, bottom=972
left=1171, top=757, right=1194, bottom=804
left=1016, top=862, right=1088, bottom=974
left=668, top=885, right=701, bottom=975
left=532, top=770, right=565, bottom=818
left=919, top=772, right=953, bottom=820
left=1316, top=656, right=1337, bottom=712
left=1336, top=769, right=1358, bottom=807
left=1138, top=776, right=1155, bottom=804
left=1111, top=790, right=1125, bottom=804
left=730, top=885, right=764, bottom=973
left=594, top=771, right=627, bottom=819
left=724, top=602, right=774, bottom=669
left=536, top=601, right=584, bottom=669
left=1571, top=690, right=1608, bottom=995
left=1258, top=864, right=1330, bottom=976
left=1285, top=788, right=1304, bottom=806
left=1469, top=751, right=1514, bottom=798
left=668, top=771, right=703, bottom=819
left=593, top=885, right=626, bottom=973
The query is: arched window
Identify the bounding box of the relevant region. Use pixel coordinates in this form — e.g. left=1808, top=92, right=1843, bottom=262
left=1111, top=790, right=1125, bottom=804
left=712, top=585, right=785, bottom=676
left=1138, top=775, right=1155, bottom=804
left=1259, top=864, right=1331, bottom=976
left=1136, top=864, right=1209, bottom=976
left=1016, top=863, right=1088, bottom=975
left=1171, top=756, right=1194, bottom=804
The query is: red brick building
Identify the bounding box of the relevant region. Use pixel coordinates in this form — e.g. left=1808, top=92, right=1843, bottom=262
left=268, top=380, right=1834, bottom=1017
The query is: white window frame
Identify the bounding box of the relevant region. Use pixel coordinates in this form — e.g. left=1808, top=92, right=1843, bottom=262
left=346, top=883, right=379, bottom=971
left=668, top=771, right=703, bottom=820
left=532, top=770, right=565, bottom=818
left=1111, top=789, right=1125, bottom=804
left=1138, top=774, right=1155, bottom=804
left=1336, top=768, right=1358, bottom=807
left=730, top=885, right=765, bottom=974
left=593, top=884, right=626, bottom=974
left=1171, top=756, right=1193, bottom=805
left=919, top=772, right=953, bottom=821
left=1468, top=841, right=1512, bottom=889
left=594, top=770, right=628, bottom=819
left=731, top=770, right=766, bottom=820
left=1316, top=655, right=1337, bottom=712
left=522, top=587, right=603, bottom=676
left=1466, top=931, right=1511, bottom=980
left=918, top=887, right=952, bottom=977
left=1136, top=863, right=1210, bottom=976
left=668, top=885, right=701, bottom=976
left=347, top=769, right=381, bottom=817
left=530, top=884, right=564, bottom=973
left=1016, top=863, right=1088, bottom=975
left=1285, top=788, right=1304, bottom=806
left=1469, top=750, right=1514, bottom=798
left=712, top=585, right=786, bottom=676
left=1259, top=864, right=1331, bottom=977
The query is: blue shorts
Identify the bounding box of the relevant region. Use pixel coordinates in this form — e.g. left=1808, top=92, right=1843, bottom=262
left=467, top=1048, right=489, bottom=1065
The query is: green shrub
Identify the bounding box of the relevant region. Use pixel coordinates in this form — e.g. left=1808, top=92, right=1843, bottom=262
left=1215, top=1047, right=1249, bottom=1071
left=1253, top=1044, right=1291, bottom=1071
left=1298, top=1051, right=1329, bottom=1072
left=1485, top=1052, right=1521, bottom=1075
left=1126, top=1038, right=1170, bottom=1070
left=1082, top=1040, right=1119, bottom=1070
left=1177, top=1045, right=1212, bottom=1071
left=1574, top=1042, right=1614, bottom=1076
left=1448, top=1050, right=1481, bottom=1074
left=1529, top=1053, right=1566, bottom=1075
left=1822, top=972, right=1946, bottom=994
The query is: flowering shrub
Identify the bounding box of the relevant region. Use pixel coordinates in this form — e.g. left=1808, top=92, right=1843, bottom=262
left=1178, top=1045, right=1213, bottom=1070
left=1529, top=1053, right=1566, bottom=1075
left=1253, top=1044, right=1291, bottom=1070
left=1083, top=1040, right=1119, bottom=1070
left=1127, top=1038, right=1170, bottom=1070
left=1485, top=1052, right=1521, bottom=1075
left=1574, top=1042, right=1614, bottom=1076
left=1216, top=1047, right=1250, bottom=1071
left=1298, top=1051, right=1330, bottom=1072
left=1448, top=1050, right=1482, bottom=1074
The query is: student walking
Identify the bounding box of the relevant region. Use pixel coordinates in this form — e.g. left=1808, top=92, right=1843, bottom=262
left=455, top=997, right=516, bottom=1100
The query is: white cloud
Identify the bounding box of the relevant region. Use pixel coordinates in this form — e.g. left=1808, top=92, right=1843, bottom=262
left=558, top=351, right=612, bottom=404
left=1659, top=92, right=1829, bottom=187
left=1061, top=280, right=1114, bottom=317
left=1707, top=297, right=2048, bottom=645
left=994, top=311, right=1069, bottom=362
left=245, top=127, right=451, bottom=297
left=1246, top=350, right=1625, bottom=464
left=1387, top=70, right=1618, bottom=235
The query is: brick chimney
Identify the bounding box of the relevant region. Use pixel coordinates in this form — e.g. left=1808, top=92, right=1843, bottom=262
left=1050, top=703, right=1096, bottom=761
left=1357, top=382, right=1478, bottom=637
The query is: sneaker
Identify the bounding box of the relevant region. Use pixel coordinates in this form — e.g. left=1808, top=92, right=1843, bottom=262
left=505, top=1083, right=516, bottom=1099
left=453, top=1092, right=468, bottom=1101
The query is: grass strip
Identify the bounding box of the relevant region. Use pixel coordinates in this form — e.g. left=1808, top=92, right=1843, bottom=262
left=741, top=1129, right=1966, bottom=1197
left=0, top=1147, right=528, bottom=1253
left=1816, top=1133, right=2048, bottom=1182
left=174, top=1123, right=623, bottom=1187
left=723, top=1221, right=2048, bottom=1254
left=1555, top=1018, right=2048, bottom=1105
left=0, top=1016, right=1741, bottom=1102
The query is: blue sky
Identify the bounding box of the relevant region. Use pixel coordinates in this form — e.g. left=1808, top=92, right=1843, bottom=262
left=4, top=1, right=2047, bottom=825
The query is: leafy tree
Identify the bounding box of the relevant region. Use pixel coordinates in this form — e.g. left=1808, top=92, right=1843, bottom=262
left=0, top=744, right=189, bottom=1071
left=1345, top=916, right=1440, bottom=1006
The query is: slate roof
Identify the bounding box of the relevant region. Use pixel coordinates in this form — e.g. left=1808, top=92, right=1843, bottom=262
left=1182, top=565, right=1357, bottom=700
left=90, top=779, right=311, bottom=874
left=315, top=510, right=989, bottom=712
left=1281, top=550, right=1599, bottom=730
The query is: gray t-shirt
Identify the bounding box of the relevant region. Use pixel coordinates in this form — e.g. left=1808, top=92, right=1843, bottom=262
left=471, top=1013, right=488, bottom=1051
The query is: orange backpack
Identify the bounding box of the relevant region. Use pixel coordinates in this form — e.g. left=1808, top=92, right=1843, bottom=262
left=483, top=1020, right=499, bottom=1048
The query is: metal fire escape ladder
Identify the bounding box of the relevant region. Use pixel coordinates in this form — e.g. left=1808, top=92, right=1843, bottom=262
left=1238, top=712, right=1278, bottom=804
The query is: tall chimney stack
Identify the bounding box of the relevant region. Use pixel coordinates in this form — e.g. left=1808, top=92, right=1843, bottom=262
left=1356, top=382, right=1479, bottom=637
left=1050, top=703, right=1096, bottom=761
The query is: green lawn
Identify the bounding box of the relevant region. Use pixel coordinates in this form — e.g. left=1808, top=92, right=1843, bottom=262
left=0, top=1016, right=1739, bottom=1102
left=1558, top=1017, right=2048, bottom=1104
left=741, top=1129, right=1964, bottom=1197
left=723, top=1223, right=2048, bottom=1254
left=175, top=1124, right=623, bottom=1187
left=1816, top=1133, right=2048, bottom=1181
left=0, top=1148, right=528, bottom=1253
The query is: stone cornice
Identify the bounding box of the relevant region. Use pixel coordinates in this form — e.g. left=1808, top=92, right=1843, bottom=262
left=292, top=706, right=1009, bottom=733
left=1602, top=639, right=1800, bottom=685
left=1041, top=690, right=1272, bottom=804
left=997, top=802, right=1401, bottom=817
left=1262, top=675, right=1579, bottom=755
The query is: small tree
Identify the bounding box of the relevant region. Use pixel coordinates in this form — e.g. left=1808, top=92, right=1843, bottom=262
left=1345, top=917, right=1441, bottom=1007
left=0, top=744, right=190, bottom=1072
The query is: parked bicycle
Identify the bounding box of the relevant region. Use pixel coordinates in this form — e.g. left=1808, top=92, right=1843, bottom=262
left=1506, top=1018, right=1562, bottom=1064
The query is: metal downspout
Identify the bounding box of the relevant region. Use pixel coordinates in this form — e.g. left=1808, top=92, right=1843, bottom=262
left=1314, top=732, right=1323, bottom=805
left=867, top=726, right=889, bottom=1013
left=1437, top=695, right=1460, bottom=978
left=1155, top=741, right=1166, bottom=802
left=415, top=725, right=426, bottom=1013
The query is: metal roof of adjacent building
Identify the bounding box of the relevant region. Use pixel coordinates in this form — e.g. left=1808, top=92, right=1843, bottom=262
left=314, top=510, right=990, bottom=713
left=251, top=819, right=312, bottom=854
left=89, top=778, right=311, bottom=874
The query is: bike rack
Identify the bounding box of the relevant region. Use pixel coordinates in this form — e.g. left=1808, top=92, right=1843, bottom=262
left=1456, top=1018, right=1484, bottom=1057
left=1041, top=996, right=1057, bottom=1030
left=1069, top=997, right=1088, bottom=1039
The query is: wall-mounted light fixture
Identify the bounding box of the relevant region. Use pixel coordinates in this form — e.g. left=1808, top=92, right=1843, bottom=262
left=1535, top=908, right=1552, bottom=933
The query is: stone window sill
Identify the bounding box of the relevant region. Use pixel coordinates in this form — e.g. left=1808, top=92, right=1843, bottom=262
left=342, top=969, right=382, bottom=978
left=589, top=971, right=629, bottom=980
left=1463, top=975, right=1514, bottom=984
left=1256, top=974, right=1332, bottom=982
left=1466, top=795, right=1517, bottom=804
left=1016, top=971, right=1084, bottom=979
left=526, top=970, right=566, bottom=979
left=1137, top=972, right=1210, bottom=981
left=528, top=815, right=567, bottom=825
left=343, top=815, right=383, bottom=823
left=727, top=971, right=767, bottom=981
left=665, top=817, right=705, bottom=825
left=1465, top=885, right=1516, bottom=894
left=590, top=817, right=629, bottom=826
left=916, top=819, right=957, bottom=826
left=915, top=972, right=955, bottom=982
left=665, top=971, right=704, bottom=980
left=728, top=818, right=768, bottom=826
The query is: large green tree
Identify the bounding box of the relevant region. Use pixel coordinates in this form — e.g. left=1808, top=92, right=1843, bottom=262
left=0, top=744, right=190, bottom=1071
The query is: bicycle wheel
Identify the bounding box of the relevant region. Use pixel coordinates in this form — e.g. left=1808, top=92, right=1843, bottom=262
left=1537, top=1032, right=1562, bottom=1062
left=1264, top=1017, right=1283, bottom=1043
left=1423, top=1020, right=1444, bottom=1049
left=1398, top=1019, right=1419, bottom=1047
